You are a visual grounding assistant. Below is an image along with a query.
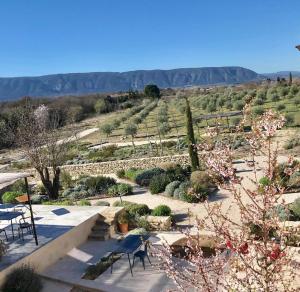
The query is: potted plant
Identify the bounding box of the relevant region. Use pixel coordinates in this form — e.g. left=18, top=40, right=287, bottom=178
left=118, top=211, right=130, bottom=234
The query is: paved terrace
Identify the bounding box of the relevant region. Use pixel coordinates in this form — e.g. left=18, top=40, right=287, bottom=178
left=0, top=205, right=107, bottom=271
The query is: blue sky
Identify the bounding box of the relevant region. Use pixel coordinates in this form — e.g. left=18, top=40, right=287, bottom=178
left=0, top=0, right=299, bottom=76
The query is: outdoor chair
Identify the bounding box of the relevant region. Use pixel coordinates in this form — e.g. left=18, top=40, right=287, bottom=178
left=17, top=216, right=32, bottom=240
left=132, top=240, right=151, bottom=270
left=0, top=228, right=8, bottom=241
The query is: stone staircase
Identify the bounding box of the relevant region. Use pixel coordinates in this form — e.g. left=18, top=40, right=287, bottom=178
left=88, top=215, right=110, bottom=241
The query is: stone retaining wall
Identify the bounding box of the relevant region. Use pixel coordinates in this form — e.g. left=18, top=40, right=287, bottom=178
left=59, top=154, right=190, bottom=177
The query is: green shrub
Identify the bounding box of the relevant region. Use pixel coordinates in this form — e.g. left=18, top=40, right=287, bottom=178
left=136, top=218, right=151, bottom=231
left=289, top=198, right=300, bottom=219
left=269, top=205, right=290, bottom=221
left=180, top=192, right=200, bottom=203
left=30, top=194, right=47, bottom=204
left=253, top=107, right=264, bottom=116
left=276, top=104, right=286, bottom=111
left=165, top=181, right=181, bottom=197
left=85, top=176, right=116, bottom=194
left=78, top=199, right=91, bottom=206
left=149, top=173, right=171, bottom=194
left=42, top=200, right=74, bottom=206
left=2, top=191, right=21, bottom=204
left=135, top=168, right=164, bottom=186
left=117, top=183, right=133, bottom=196
left=107, top=185, right=119, bottom=197
left=95, top=201, right=110, bottom=206
left=107, top=183, right=133, bottom=197
left=36, top=183, right=47, bottom=195
left=127, top=204, right=150, bottom=217
left=118, top=211, right=130, bottom=224
left=173, top=181, right=190, bottom=199
left=124, top=168, right=142, bottom=181
left=60, top=170, right=73, bottom=189
left=1, top=264, right=43, bottom=292
left=10, top=180, right=27, bottom=193
left=116, top=169, right=125, bottom=178
left=284, top=137, right=300, bottom=150
left=112, top=200, right=134, bottom=207
left=152, top=205, right=171, bottom=216
left=259, top=176, right=271, bottom=186
left=190, top=171, right=214, bottom=188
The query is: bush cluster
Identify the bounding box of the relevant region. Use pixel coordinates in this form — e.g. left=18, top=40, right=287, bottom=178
left=107, top=183, right=133, bottom=197
left=152, top=205, right=171, bottom=216
left=1, top=264, right=43, bottom=292
left=2, top=191, right=21, bottom=204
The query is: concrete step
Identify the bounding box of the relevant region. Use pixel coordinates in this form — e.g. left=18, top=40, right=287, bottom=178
left=92, top=224, right=109, bottom=232
left=88, top=231, right=109, bottom=241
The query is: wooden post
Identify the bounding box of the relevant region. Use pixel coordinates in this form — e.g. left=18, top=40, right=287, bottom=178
left=24, top=177, right=38, bottom=246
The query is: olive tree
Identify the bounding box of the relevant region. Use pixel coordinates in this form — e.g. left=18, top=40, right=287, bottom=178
left=17, top=104, right=70, bottom=200
left=125, top=123, right=137, bottom=150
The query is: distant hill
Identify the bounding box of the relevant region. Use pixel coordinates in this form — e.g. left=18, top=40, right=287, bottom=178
left=0, top=66, right=260, bottom=100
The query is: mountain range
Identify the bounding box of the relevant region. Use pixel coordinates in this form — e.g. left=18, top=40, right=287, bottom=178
left=0, top=66, right=297, bottom=101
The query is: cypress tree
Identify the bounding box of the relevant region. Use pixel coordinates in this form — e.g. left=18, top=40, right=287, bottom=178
left=289, top=72, right=293, bottom=86
left=185, top=97, right=199, bottom=170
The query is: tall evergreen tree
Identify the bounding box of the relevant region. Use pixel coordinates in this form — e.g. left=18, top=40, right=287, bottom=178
left=185, top=97, right=199, bottom=170
left=289, top=72, right=293, bottom=86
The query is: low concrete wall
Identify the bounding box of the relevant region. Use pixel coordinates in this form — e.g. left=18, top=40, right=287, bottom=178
left=59, top=154, right=190, bottom=177
left=0, top=213, right=99, bottom=286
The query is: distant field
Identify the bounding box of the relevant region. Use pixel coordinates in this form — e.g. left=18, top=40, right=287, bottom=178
left=81, top=83, right=300, bottom=146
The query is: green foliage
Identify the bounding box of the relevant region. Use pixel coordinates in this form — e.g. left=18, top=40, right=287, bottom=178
left=100, top=123, right=113, bottom=137
left=149, top=173, right=171, bottom=194
left=85, top=176, right=116, bottom=194
left=284, top=137, right=300, bottom=150
left=116, top=169, right=125, bottom=178
left=289, top=198, right=300, bottom=219
left=276, top=104, right=286, bottom=111
left=30, top=194, right=47, bottom=204
left=126, top=203, right=150, bottom=217
left=269, top=205, right=290, bottom=221
left=83, top=254, right=120, bottom=280
left=118, top=211, right=130, bottom=224
left=42, top=200, right=74, bottom=206
left=95, top=201, right=110, bottom=206
left=94, top=99, right=108, bottom=114
left=60, top=170, right=73, bottom=189
left=253, top=107, right=264, bottom=116
left=152, top=205, right=171, bottom=216
left=144, top=84, right=160, bottom=98
left=165, top=181, right=181, bottom=197
left=233, top=101, right=244, bottom=110
left=136, top=218, right=151, bottom=231
left=107, top=183, right=133, bottom=197
left=123, top=168, right=142, bottom=181
left=78, top=199, right=91, bottom=206
left=180, top=192, right=200, bottom=203
left=259, top=176, right=271, bottom=186
left=2, top=191, right=21, bottom=204
left=87, top=145, right=117, bottom=162
left=10, top=180, right=27, bottom=193
left=2, top=264, right=43, bottom=292
left=125, top=123, right=137, bottom=137
left=135, top=168, right=164, bottom=186
left=185, top=98, right=199, bottom=171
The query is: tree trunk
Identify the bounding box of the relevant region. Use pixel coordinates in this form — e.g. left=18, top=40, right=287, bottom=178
left=38, top=167, right=60, bottom=200
left=131, top=135, right=136, bottom=151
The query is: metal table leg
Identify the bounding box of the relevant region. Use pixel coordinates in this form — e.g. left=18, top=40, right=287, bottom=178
left=10, top=219, right=14, bottom=240
left=127, top=253, right=133, bottom=276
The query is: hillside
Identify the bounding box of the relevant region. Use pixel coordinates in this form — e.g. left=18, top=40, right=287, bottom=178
left=0, top=66, right=259, bottom=100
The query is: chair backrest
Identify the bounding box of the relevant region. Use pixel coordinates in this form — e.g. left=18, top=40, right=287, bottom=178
left=15, top=194, right=29, bottom=203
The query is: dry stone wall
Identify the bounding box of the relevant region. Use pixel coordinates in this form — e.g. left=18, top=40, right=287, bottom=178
left=59, top=154, right=190, bottom=176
